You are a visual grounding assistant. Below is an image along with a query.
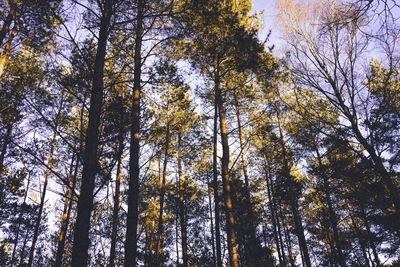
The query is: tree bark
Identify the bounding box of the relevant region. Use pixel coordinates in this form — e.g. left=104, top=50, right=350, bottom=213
left=0, top=0, right=17, bottom=49
left=28, top=96, right=63, bottom=267
left=207, top=170, right=216, bottom=266
left=10, top=169, right=31, bottom=267
left=264, top=159, right=285, bottom=267
left=212, top=93, right=223, bottom=267
left=276, top=107, right=311, bottom=267
left=178, top=134, right=188, bottom=267
left=234, top=99, right=250, bottom=190
left=215, top=66, right=239, bottom=267
left=70, top=1, right=112, bottom=265
left=109, top=132, right=124, bottom=267
left=55, top=151, right=79, bottom=267
left=360, top=206, right=381, bottom=267
left=125, top=0, right=144, bottom=265
left=0, top=121, right=13, bottom=174
left=155, top=120, right=171, bottom=265
left=234, top=99, right=261, bottom=266
left=315, top=147, right=346, bottom=267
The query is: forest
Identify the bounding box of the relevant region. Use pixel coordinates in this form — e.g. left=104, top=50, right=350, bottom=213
left=0, top=0, right=399, bottom=266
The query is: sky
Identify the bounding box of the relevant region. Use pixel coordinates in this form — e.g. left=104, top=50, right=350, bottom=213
left=251, top=0, right=285, bottom=53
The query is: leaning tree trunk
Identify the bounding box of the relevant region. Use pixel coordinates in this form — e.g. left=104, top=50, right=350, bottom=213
left=125, top=0, right=144, bottom=266
left=70, top=1, right=112, bottom=266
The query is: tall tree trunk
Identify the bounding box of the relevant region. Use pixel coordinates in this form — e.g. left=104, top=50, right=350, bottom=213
left=71, top=1, right=112, bottom=265
left=0, top=121, right=13, bottom=174
left=55, top=151, right=79, bottom=267
left=338, top=93, right=400, bottom=230
left=177, top=134, right=188, bottom=267
left=125, top=0, right=144, bottom=265
left=234, top=99, right=261, bottom=266
left=282, top=219, right=296, bottom=267
left=155, top=120, right=171, bottom=265
left=234, top=98, right=250, bottom=189
left=215, top=66, right=239, bottom=267
left=315, top=147, right=346, bottom=267
left=0, top=0, right=17, bottom=78
left=264, top=159, right=284, bottom=267
left=28, top=102, right=62, bottom=267
left=0, top=74, right=21, bottom=173
left=10, top=170, right=31, bottom=267
left=55, top=99, right=86, bottom=267
left=0, top=24, right=16, bottom=79
left=212, top=94, right=223, bottom=267
left=272, top=179, right=287, bottom=267
left=0, top=0, right=17, bottom=48
left=207, top=170, right=216, bottom=266
left=109, top=132, right=125, bottom=267
left=18, top=227, right=30, bottom=266
left=350, top=214, right=371, bottom=267
left=360, top=206, right=381, bottom=267
left=276, top=107, right=311, bottom=267
left=175, top=212, right=180, bottom=266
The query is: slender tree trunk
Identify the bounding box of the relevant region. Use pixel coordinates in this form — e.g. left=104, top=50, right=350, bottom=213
left=0, top=0, right=17, bottom=78
left=10, top=171, right=31, bottom=267
left=360, top=206, right=381, bottom=267
left=234, top=100, right=263, bottom=266
left=177, top=134, right=188, bottom=267
left=144, top=228, right=149, bottom=267
left=340, top=96, right=400, bottom=230
left=315, top=148, right=346, bottom=267
left=175, top=211, right=180, bottom=266
left=276, top=108, right=311, bottom=267
left=155, top=121, right=171, bottom=265
left=55, top=99, right=86, bottom=267
left=0, top=72, right=22, bottom=172
left=282, top=220, right=296, bottom=267
left=212, top=94, right=223, bottom=267
left=0, top=121, right=13, bottom=174
left=27, top=123, right=58, bottom=267
left=71, top=1, right=112, bottom=265
left=0, top=24, right=16, bottom=79
left=0, top=0, right=16, bottom=48
left=207, top=171, right=217, bottom=266
left=350, top=215, right=371, bottom=267
left=234, top=99, right=250, bottom=189
left=125, top=0, right=144, bottom=266
left=109, top=133, right=124, bottom=267
left=215, top=66, right=239, bottom=267
left=55, top=151, right=79, bottom=267
left=18, top=227, right=29, bottom=266
left=273, top=182, right=287, bottom=267
left=264, top=160, right=284, bottom=267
